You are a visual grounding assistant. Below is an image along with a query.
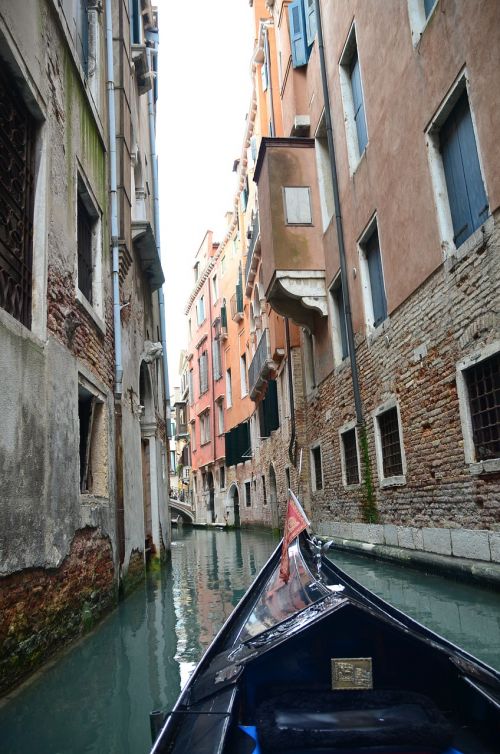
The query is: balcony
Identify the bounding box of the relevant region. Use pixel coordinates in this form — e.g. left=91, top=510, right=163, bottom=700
left=245, top=212, right=261, bottom=295
left=230, top=284, right=244, bottom=322
left=248, top=328, right=276, bottom=400
left=254, top=138, right=328, bottom=331
left=214, top=304, right=228, bottom=340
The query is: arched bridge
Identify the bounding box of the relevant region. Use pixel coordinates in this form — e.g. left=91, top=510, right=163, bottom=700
left=169, top=499, right=195, bottom=524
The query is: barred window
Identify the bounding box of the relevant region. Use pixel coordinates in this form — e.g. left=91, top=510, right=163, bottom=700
left=0, top=64, right=35, bottom=329
left=342, top=428, right=360, bottom=485
left=311, top=445, right=323, bottom=491
left=378, top=407, right=404, bottom=477
left=465, top=353, right=500, bottom=461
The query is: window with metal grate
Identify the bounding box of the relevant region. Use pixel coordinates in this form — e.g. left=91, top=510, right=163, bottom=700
left=378, top=408, right=404, bottom=478
left=465, top=353, right=500, bottom=461
left=342, top=428, right=360, bottom=485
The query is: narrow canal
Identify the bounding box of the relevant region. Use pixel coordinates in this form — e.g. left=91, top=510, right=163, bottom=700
left=1, top=528, right=499, bottom=754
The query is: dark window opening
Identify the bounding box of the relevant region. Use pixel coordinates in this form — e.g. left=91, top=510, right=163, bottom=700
left=465, top=353, right=500, bottom=461
left=258, top=379, right=280, bottom=437
left=342, top=428, right=359, bottom=485
left=364, top=228, right=387, bottom=328
left=379, top=407, right=404, bottom=477
left=332, top=281, right=349, bottom=360
left=312, top=446, right=323, bottom=491
left=220, top=465, right=225, bottom=490
left=78, top=0, right=89, bottom=76
left=245, top=480, right=251, bottom=507
left=79, top=387, right=96, bottom=492
left=262, top=475, right=267, bottom=505
left=77, top=193, right=94, bottom=303
left=285, top=467, right=291, bottom=491
left=0, top=64, right=35, bottom=329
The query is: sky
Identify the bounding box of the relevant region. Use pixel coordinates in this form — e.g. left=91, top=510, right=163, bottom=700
left=156, top=1, right=255, bottom=392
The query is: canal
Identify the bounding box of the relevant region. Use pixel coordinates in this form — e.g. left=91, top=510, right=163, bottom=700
left=1, top=528, right=499, bottom=754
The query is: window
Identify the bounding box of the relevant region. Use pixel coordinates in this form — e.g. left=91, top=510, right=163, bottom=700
left=226, top=368, right=232, bottom=408
left=212, top=274, right=219, bottom=301
left=217, top=400, right=224, bottom=435
left=130, top=0, right=142, bottom=44
left=189, top=368, right=194, bottom=406
left=258, top=379, right=280, bottom=437
left=458, top=349, right=500, bottom=469
left=169, top=450, right=175, bottom=471
left=221, top=256, right=226, bottom=277
left=315, top=116, right=334, bottom=231
left=200, top=411, right=210, bottom=445
left=340, top=427, right=360, bottom=486
left=283, top=187, right=312, bottom=225
left=245, top=480, right=251, bottom=507
left=288, top=0, right=314, bottom=68
left=77, top=194, right=94, bottom=303
left=262, top=475, right=267, bottom=505
left=196, top=295, right=205, bottom=325
left=439, top=91, right=488, bottom=248
left=330, top=277, right=349, bottom=363
left=188, top=318, right=192, bottom=341
left=285, top=466, right=291, bottom=491
left=220, top=465, right=225, bottom=490
left=212, top=337, right=222, bottom=380
left=190, top=421, right=196, bottom=452
left=303, top=329, right=316, bottom=393
left=78, top=381, right=108, bottom=497
left=225, top=421, right=251, bottom=467
left=339, top=25, right=368, bottom=171
left=240, top=353, right=248, bottom=397
left=77, top=175, right=103, bottom=321
left=374, top=404, right=406, bottom=485
left=407, top=0, right=438, bottom=45
left=194, top=262, right=199, bottom=283
left=0, top=64, right=36, bottom=329
left=359, top=223, right=387, bottom=330
left=198, top=350, right=208, bottom=395
left=311, top=445, right=323, bottom=491
left=77, top=0, right=89, bottom=76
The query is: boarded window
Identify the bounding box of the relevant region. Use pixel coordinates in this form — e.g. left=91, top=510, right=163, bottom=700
left=440, top=91, right=488, bottom=247
left=283, top=187, right=312, bottom=224
left=378, top=407, right=404, bottom=477
left=0, top=65, right=35, bottom=328
left=465, top=352, right=500, bottom=462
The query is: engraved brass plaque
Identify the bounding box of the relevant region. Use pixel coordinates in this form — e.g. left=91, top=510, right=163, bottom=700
left=331, top=657, right=373, bottom=690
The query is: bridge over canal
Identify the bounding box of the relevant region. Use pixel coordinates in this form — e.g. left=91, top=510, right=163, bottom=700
left=169, top=499, right=195, bottom=524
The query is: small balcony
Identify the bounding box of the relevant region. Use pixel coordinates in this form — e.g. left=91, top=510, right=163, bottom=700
left=254, top=138, right=328, bottom=331
left=248, top=328, right=276, bottom=400
left=230, top=285, right=244, bottom=322
left=245, top=212, right=261, bottom=295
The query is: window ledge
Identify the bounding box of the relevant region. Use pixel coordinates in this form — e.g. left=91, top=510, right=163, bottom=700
left=380, top=475, right=406, bottom=488
left=367, top=316, right=391, bottom=346
left=350, top=146, right=367, bottom=178
left=200, top=440, right=211, bottom=447
left=469, top=459, right=500, bottom=476
left=334, top=358, right=350, bottom=376
left=80, top=494, right=109, bottom=506
left=343, top=482, right=361, bottom=490
left=444, top=216, right=494, bottom=273
left=76, top=291, right=106, bottom=334
left=0, top=307, right=46, bottom=352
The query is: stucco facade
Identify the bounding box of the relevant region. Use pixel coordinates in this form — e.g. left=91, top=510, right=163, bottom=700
left=0, top=0, right=169, bottom=694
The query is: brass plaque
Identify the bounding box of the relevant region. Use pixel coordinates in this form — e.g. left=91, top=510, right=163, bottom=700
left=331, top=657, right=373, bottom=690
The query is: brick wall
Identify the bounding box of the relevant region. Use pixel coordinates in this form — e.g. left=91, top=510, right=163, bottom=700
left=307, top=214, right=500, bottom=532
left=0, top=527, right=116, bottom=694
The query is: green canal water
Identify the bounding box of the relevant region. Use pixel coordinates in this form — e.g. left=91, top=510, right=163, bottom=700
left=0, top=528, right=499, bottom=754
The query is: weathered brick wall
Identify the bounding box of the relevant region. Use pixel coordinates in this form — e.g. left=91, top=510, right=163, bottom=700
left=307, top=214, right=500, bottom=531
left=47, top=265, right=115, bottom=390
left=0, top=527, right=116, bottom=695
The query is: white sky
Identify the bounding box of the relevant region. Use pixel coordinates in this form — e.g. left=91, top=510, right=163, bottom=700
left=156, top=1, right=255, bottom=392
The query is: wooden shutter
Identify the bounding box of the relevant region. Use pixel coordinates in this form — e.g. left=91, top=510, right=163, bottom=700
left=441, top=91, right=488, bottom=247
left=305, top=0, right=317, bottom=47
left=350, top=51, right=368, bottom=154
left=289, top=0, right=308, bottom=68
left=365, top=231, right=387, bottom=327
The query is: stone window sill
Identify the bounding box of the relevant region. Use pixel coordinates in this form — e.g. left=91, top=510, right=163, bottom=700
left=367, top=316, right=391, bottom=347
left=469, top=458, right=500, bottom=476
left=76, top=291, right=106, bottom=335
left=444, top=215, right=494, bottom=273
left=80, top=494, right=109, bottom=505
left=380, top=475, right=406, bottom=488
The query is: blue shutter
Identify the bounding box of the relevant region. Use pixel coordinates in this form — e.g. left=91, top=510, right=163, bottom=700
left=424, top=0, right=436, bottom=18
left=335, top=284, right=349, bottom=360
left=130, top=0, right=141, bottom=44
left=365, top=231, right=387, bottom=327
left=305, top=0, right=317, bottom=47
left=289, top=0, right=308, bottom=68
left=350, top=52, right=368, bottom=155
left=441, top=91, right=488, bottom=247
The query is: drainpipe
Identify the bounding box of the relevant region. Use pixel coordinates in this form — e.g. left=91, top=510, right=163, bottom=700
left=146, top=46, right=171, bottom=435
left=314, top=0, right=363, bottom=425
left=285, top=317, right=297, bottom=467
left=105, top=0, right=123, bottom=398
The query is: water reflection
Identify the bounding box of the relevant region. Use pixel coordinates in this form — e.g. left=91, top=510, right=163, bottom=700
left=0, top=529, right=277, bottom=754
left=329, top=550, right=500, bottom=671
left=0, top=529, right=498, bottom=754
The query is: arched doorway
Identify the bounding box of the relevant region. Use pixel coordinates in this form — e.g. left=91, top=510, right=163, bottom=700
left=227, top=483, right=240, bottom=528
left=269, top=464, right=279, bottom=531
left=206, top=470, right=215, bottom=523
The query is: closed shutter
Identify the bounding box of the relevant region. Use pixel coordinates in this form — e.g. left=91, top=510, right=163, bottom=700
left=289, top=0, right=308, bottom=68
left=365, top=231, right=387, bottom=328
left=350, top=51, right=368, bottom=154
left=200, top=352, right=208, bottom=394
left=305, top=0, right=317, bottom=46
left=423, top=0, right=435, bottom=17
left=441, top=91, right=489, bottom=247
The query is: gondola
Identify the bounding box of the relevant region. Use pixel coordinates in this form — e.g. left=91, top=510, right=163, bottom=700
left=151, top=494, right=500, bottom=754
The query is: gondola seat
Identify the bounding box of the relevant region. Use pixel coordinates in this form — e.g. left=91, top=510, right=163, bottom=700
left=256, top=689, right=453, bottom=753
